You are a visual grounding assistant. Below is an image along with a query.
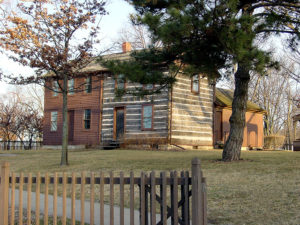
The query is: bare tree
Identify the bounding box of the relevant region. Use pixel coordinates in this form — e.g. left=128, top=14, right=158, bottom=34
left=0, top=89, right=43, bottom=150
left=0, top=0, right=107, bottom=165
left=248, top=59, right=299, bottom=144
left=115, top=19, right=162, bottom=50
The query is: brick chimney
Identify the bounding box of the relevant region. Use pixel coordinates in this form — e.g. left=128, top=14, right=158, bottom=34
left=122, top=42, right=131, bottom=53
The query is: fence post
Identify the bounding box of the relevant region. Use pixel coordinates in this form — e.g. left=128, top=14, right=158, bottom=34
left=0, top=162, right=10, bottom=225
left=192, top=158, right=203, bottom=225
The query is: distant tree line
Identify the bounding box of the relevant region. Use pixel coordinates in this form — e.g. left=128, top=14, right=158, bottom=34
left=0, top=86, right=43, bottom=150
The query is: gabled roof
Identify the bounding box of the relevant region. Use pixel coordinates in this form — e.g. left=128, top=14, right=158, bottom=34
left=215, top=88, right=266, bottom=113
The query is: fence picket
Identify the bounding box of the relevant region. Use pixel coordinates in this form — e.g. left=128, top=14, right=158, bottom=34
left=110, top=171, right=114, bottom=225
left=27, top=173, right=32, bottom=225
left=53, top=172, right=58, bottom=225
left=174, top=171, right=179, bottom=225
left=140, top=172, right=145, bottom=225
left=81, top=172, right=85, bottom=225
left=160, top=171, right=167, bottom=225
left=35, top=172, right=40, bottom=225
left=150, top=171, right=156, bottom=225
left=10, top=173, right=15, bottom=225
left=184, top=171, right=190, bottom=224
left=44, top=173, right=49, bottom=225
left=100, top=171, right=104, bottom=225
left=71, top=173, right=76, bottom=225
left=0, top=162, right=9, bottom=225
left=120, top=171, right=124, bottom=225
left=202, top=177, right=207, bottom=225
left=62, top=173, right=67, bottom=225
left=145, top=174, right=149, bottom=225
left=90, top=172, right=95, bottom=225
left=130, top=171, right=134, bottom=225
left=19, top=172, right=23, bottom=225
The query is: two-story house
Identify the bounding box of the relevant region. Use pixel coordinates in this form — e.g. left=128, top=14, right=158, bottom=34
left=43, top=42, right=265, bottom=150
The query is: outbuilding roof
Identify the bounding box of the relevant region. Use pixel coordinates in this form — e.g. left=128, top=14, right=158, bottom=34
left=215, top=88, right=266, bottom=113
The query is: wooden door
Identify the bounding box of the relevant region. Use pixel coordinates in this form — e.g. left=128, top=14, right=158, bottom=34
left=114, top=107, right=125, bottom=140
left=68, top=110, right=74, bottom=143
left=214, top=111, right=222, bottom=142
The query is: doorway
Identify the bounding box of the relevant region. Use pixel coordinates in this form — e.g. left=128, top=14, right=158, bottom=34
left=114, top=107, right=125, bottom=140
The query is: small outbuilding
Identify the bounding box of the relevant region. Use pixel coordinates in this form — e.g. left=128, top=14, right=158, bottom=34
left=214, top=88, right=266, bottom=150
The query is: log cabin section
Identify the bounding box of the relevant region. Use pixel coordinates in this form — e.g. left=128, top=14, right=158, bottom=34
left=169, top=74, right=214, bottom=149
left=100, top=75, right=170, bottom=148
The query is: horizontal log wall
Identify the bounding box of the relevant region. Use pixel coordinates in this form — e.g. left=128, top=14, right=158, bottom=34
left=171, top=75, right=214, bottom=147
left=101, top=76, right=169, bottom=144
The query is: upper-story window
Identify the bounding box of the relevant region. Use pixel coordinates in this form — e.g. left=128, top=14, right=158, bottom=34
left=85, top=77, right=92, bottom=93
left=191, top=75, right=199, bottom=93
left=143, top=84, right=154, bottom=90
left=50, top=111, right=58, bottom=131
left=68, top=79, right=75, bottom=95
left=84, top=109, right=91, bottom=129
left=142, top=105, right=153, bottom=130
left=52, top=81, right=59, bottom=97
left=115, top=74, right=126, bottom=90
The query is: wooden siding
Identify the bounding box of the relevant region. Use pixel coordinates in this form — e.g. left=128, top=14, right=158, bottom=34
left=170, top=74, right=214, bottom=147
left=220, top=108, right=264, bottom=148
left=101, top=76, right=169, bottom=144
left=43, top=76, right=102, bottom=146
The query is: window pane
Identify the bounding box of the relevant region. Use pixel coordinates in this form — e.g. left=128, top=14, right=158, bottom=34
left=85, top=77, right=92, bottom=93
left=84, top=109, right=91, bottom=120
left=68, top=79, right=74, bottom=95
left=85, top=120, right=90, bottom=129
left=143, top=106, right=152, bottom=117
left=53, top=81, right=58, bottom=96
left=51, top=111, right=57, bottom=131
left=143, top=105, right=153, bottom=129
left=192, top=75, right=199, bottom=92
left=84, top=109, right=91, bottom=129
left=144, top=84, right=154, bottom=90
left=117, top=74, right=125, bottom=89
left=143, top=117, right=152, bottom=129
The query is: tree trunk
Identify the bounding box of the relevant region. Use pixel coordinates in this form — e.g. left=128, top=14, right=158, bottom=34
left=60, top=75, right=69, bottom=166
left=222, top=65, right=250, bottom=161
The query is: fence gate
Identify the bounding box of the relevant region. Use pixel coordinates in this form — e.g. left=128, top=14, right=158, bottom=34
left=0, top=158, right=206, bottom=225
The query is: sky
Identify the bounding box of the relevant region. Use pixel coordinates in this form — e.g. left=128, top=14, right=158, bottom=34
left=0, top=0, right=135, bottom=95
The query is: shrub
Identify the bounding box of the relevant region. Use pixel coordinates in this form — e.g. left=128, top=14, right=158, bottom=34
left=264, top=135, right=285, bottom=150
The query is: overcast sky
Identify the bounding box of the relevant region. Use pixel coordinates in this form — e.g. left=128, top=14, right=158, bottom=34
left=0, top=0, right=135, bottom=95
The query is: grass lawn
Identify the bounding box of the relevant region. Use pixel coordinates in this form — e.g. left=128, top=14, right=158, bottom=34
left=1, top=149, right=300, bottom=225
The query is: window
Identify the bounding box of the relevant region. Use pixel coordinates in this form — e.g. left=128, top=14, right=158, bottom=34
left=84, top=109, right=91, bottom=129
left=191, top=75, right=199, bottom=93
left=68, top=79, right=75, bottom=95
left=143, top=84, right=154, bottom=90
left=142, top=105, right=153, bottom=130
left=115, top=74, right=126, bottom=90
left=52, top=81, right=59, bottom=97
left=85, top=77, right=92, bottom=93
left=50, top=111, right=58, bottom=131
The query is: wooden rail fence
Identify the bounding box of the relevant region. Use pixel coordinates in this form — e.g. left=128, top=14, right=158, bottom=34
left=0, top=158, right=207, bottom=225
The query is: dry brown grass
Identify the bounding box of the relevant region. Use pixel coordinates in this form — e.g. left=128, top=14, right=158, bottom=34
left=1, top=149, right=300, bottom=224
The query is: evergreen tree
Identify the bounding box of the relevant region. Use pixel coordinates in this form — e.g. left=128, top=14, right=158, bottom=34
left=103, top=0, right=299, bottom=161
